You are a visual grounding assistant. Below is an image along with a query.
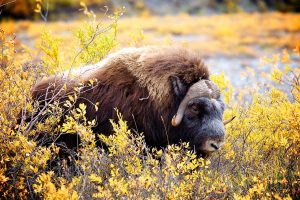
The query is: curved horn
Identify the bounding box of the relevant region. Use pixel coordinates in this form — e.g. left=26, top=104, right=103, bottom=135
left=205, top=80, right=221, bottom=99
left=171, top=80, right=220, bottom=126
left=223, top=116, right=236, bottom=125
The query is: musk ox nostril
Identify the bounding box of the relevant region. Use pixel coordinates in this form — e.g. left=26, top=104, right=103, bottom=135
left=210, top=142, right=219, bottom=150
left=202, top=140, right=224, bottom=152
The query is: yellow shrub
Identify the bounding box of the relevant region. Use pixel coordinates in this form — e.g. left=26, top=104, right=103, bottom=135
left=0, top=14, right=299, bottom=200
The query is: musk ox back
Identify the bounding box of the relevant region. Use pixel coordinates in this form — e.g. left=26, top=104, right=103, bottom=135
left=31, top=46, right=229, bottom=157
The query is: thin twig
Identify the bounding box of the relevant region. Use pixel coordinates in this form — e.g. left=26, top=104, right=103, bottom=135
left=0, top=0, right=16, bottom=8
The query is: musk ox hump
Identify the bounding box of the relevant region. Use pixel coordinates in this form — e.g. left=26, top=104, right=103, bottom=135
left=125, top=46, right=210, bottom=104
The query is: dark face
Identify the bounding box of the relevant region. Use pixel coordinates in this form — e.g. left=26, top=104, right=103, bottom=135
left=170, top=76, right=226, bottom=157
left=180, top=97, right=225, bottom=157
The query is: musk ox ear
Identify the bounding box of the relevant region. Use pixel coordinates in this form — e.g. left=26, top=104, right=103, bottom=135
left=170, top=76, right=187, bottom=99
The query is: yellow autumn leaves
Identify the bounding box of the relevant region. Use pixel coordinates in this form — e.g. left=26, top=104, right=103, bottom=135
left=0, top=11, right=300, bottom=199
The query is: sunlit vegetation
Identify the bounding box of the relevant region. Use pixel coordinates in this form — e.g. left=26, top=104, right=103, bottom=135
left=0, top=2, right=299, bottom=199
left=2, top=12, right=300, bottom=58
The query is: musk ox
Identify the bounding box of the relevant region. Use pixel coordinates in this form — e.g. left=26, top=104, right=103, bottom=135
left=30, top=46, right=232, bottom=157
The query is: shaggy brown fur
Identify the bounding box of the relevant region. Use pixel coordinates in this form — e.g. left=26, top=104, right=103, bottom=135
left=31, top=46, right=209, bottom=148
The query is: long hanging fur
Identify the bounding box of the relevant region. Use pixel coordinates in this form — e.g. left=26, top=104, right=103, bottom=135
left=31, top=46, right=210, bottom=148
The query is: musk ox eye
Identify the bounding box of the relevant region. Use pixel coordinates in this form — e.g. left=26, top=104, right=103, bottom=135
left=189, top=104, right=199, bottom=115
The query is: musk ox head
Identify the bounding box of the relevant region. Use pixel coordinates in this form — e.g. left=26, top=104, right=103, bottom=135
left=170, top=76, right=233, bottom=157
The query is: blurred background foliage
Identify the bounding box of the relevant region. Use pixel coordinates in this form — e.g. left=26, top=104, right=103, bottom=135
left=1, top=0, right=300, bottom=20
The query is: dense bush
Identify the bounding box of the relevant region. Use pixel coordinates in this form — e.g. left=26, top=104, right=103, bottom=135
left=0, top=7, right=299, bottom=200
